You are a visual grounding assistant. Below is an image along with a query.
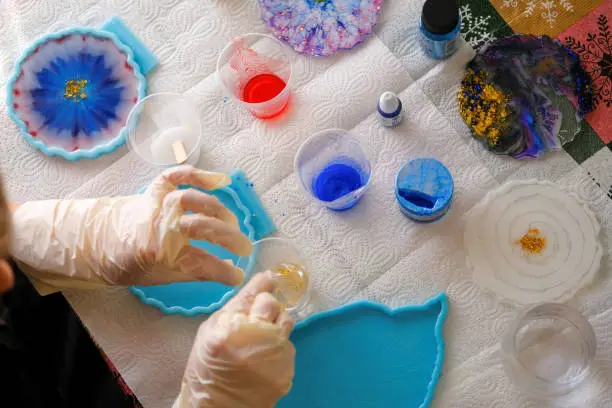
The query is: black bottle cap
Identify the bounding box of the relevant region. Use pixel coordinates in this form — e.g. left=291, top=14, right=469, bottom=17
left=422, top=0, right=459, bottom=35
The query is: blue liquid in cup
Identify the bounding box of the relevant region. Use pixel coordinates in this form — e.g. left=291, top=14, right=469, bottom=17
left=312, top=161, right=366, bottom=211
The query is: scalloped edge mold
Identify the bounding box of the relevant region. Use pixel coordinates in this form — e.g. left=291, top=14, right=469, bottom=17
left=6, top=19, right=152, bottom=161
left=130, top=169, right=276, bottom=316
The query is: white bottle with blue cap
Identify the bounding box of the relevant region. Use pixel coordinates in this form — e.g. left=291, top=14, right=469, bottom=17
left=377, top=91, right=403, bottom=127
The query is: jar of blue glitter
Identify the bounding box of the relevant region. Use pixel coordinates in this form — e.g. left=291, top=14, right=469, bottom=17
left=419, top=0, right=461, bottom=60
left=395, top=158, right=453, bottom=222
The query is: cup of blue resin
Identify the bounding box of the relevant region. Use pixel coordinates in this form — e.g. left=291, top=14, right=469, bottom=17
left=295, top=129, right=371, bottom=211
left=395, top=158, right=453, bottom=222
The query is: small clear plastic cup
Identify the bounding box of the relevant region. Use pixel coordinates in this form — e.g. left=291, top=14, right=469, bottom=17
left=295, top=129, right=372, bottom=211
left=237, top=237, right=311, bottom=314
left=125, top=93, right=202, bottom=167
left=501, top=303, right=597, bottom=397
left=217, top=33, right=292, bottom=119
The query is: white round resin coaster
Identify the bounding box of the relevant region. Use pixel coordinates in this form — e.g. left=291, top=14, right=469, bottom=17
left=464, top=180, right=602, bottom=306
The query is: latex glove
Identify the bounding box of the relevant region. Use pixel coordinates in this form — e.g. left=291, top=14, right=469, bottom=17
left=174, top=272, right=296, bottom=408
left=11, top=166, right=253, bottom=291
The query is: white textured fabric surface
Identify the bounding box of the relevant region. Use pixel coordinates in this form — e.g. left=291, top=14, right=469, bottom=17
left=1, top=0, right=611, bottom=407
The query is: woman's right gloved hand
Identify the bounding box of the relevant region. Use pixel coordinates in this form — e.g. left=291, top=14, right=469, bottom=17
left=11, top=165, right=252, bottom=292
left=173, top=272, right=296, bottom=408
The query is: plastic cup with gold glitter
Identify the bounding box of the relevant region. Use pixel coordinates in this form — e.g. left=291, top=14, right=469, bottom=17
left=237, top=237, right=311, bottom=313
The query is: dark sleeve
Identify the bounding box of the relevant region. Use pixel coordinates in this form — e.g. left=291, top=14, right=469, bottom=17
left=0, top=263, right=143, bottom=408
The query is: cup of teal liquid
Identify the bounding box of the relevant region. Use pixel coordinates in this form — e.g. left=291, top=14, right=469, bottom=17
left=295, top=129, right=371, bottom=211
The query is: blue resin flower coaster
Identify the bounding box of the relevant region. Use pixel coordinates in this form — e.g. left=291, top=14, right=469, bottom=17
left=277, top=293, right=448, bottom=408
left=258, top=0, right=384, bottom=57
left=6, top=18, right=156, bottom=161
left=130, top=169, right=276, bottom=316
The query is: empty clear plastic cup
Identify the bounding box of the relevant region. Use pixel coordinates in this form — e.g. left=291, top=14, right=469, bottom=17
left=237, top=237, right=311, bottom=313
left=217, top=33, right=292, bottom=119
left=126, top=93, right=202, bottom=167
left=295, top=129, right=372, bottom=211
left=501, top=303, right=597, bottom=397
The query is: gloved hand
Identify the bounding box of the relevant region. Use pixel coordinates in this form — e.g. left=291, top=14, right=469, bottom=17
left=174, top=272, right=296, bottom=408
left=11, top=166, right=253, bottom=291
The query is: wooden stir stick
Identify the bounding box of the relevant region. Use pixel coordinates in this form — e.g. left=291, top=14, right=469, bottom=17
left=172, top=140, right=188, bottom=165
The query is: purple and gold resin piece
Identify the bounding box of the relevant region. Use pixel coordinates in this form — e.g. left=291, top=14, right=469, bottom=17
left=257, top=0, right=383, bottom=57
left=458, top=34, right=594, bottom=159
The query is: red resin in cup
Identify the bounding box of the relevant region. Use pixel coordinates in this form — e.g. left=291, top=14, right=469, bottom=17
left=217, top=34, right=292, bottom=119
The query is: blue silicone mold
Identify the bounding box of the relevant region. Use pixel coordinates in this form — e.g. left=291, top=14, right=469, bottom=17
left=130, top=184, right=254, bottom=315
left=130, top=169, right=276, bottom=316
left=101, top=17, right=159, bottom=75
left=277, top=292, right=448, bottom=408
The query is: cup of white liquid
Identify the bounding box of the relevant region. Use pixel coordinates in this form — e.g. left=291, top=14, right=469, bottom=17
left=126, top=93, right=202, bottom=166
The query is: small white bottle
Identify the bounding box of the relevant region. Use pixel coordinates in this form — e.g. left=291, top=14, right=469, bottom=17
left=377, top=91, right=404, bottom=127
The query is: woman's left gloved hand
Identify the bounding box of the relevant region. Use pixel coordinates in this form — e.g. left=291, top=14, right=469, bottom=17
left=11, top=166, right=253, bottom=291
left=173, top=272, right=295, bottom=408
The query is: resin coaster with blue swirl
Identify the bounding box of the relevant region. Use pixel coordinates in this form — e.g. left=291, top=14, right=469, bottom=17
left=277, top=293, right=448, bottom=408
left=130, top=169, right=276, bottom=316
left=6, top=17, right=157, bottom=161
left=258, top=0, right=383, bottom=57
left=458, top=34, right=594, bottom=159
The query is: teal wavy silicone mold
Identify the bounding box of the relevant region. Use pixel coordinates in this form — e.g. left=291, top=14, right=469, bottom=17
left=277, top=292, right=448, bottom=408
left=129, top=184, right=256, bottom=316
left=6, top=27, right=146, bottom=161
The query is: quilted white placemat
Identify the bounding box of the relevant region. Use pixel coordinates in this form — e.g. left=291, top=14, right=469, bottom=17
left=1, top=1, right=611, bottom=407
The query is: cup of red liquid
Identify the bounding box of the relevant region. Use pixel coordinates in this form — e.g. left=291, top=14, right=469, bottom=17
left=217, top=33, right=292, bottom=119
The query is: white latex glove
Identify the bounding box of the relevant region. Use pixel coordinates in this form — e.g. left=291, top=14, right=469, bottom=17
left=11, top=166, right=253, bottom=291
left=174, top=272, right=296, bottom=408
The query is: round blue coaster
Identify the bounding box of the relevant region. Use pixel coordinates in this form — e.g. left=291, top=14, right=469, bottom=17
left=395, top=158, right=454, bottom=222
left=6, top=27, right=146, bottom=161
left=129, top=185, right=255, bottom=316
